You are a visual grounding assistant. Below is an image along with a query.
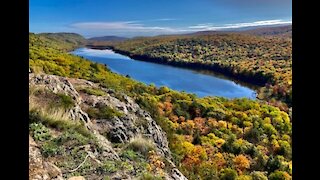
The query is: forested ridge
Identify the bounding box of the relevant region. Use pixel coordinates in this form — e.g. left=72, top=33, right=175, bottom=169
left=108, top=32, right=292, bottom=110
left=30, top=32, right=292, bottom=180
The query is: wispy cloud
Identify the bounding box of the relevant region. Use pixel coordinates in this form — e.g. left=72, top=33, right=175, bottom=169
left=70, top=19, right=291, bottom=37
left=188, top=20, right=292, bottom=31
left=70, top=21, right=179, bottom=33
left=153, top=18, right=177, bottom=21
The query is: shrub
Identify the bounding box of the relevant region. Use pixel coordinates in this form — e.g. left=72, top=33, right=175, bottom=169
left=80, top=87, right=106, bottom=96
left=277, top=140, right=292, bottom=159
left=120, top=161, right=134, bottom=172
left=86, top=105, right=123, bottom=120
left=101, top=161, right=119, bottom=173
left=41, top=141, right=61, bottom=157
left=56, top=130, right=91, bottom=146
left=236, top=175, right=253, bottom=180
left=268, top=170, right=291, bottom=180
left=220, top=168, right=238, bottom=180
left=139, top=172, right=163, bottom=180
left=250, top=171, right=268, bottom=180
left=266, top=156, right=282, bottom=173
left=30, top=122, right=52, bottom=141
left=198, top=162, right=219, bottom=180
left=120, top=149, right=141, bottom=161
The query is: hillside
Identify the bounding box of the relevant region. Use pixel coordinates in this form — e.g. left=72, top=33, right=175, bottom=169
left=29, top=33, right=292, bottom=180
left=29, top=33, right=187, bottom=179
left=240, top=25, right=292, bottom=37
left=88, top=36, right=129, bottom=42
left=186, top=25, right=292, bottom=37
left=109, top=33, right=292, bottom=108
left=86, top=36, right=129, bottom=48
left=38, top=32, right=86, bottom=51
left=29, top=33, right=87, bottom=51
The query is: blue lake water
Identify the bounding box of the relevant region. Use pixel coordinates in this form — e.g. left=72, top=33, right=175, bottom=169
left=71, top=48, right=257, bottom=99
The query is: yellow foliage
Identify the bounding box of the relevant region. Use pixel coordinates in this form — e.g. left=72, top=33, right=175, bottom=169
left=218, top=120, right=227, bottom=128
left=215, top=139, right=225, bottom=148
left=181, top=141, right=195, bottom=155
left=264, top=117, right=271, bottom=124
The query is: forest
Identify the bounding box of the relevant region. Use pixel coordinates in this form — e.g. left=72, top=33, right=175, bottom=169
left=30, top=33, right=292, bottom=180
left=107, top=33, right=292, bottom=110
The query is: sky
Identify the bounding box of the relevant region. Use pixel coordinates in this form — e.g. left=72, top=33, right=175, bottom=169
left=29, top=0, right=292, bottom=38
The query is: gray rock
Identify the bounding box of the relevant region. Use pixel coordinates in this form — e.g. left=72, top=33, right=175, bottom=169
left=29, top=136, right=51, bottom=180
left=170, top=168, right=189, bottom=180
left=67, top=176, right=86, bottom=180
left=43, top=162, right=63, bottom=179
left=29, top=73, right=188, bottom=180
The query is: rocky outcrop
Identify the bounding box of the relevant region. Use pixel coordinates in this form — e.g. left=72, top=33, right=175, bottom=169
left=29, top=73, right=81, bottom=104
left=83, top=94, right=171, bottom=157
left=170, top=168, right=189, bottom=180
left=29, top=136, right=64, bottom=180
left=29, top=73, right=188, bottom=180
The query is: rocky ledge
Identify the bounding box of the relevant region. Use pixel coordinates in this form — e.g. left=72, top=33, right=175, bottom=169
left=29, top=73, right=187, bottom=180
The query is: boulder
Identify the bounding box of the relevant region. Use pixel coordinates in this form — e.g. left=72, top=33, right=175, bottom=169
left=68, top=176, right=86, bottom=180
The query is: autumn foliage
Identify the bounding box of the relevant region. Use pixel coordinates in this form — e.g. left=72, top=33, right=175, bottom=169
left=29, top=33, right=292, bottom=180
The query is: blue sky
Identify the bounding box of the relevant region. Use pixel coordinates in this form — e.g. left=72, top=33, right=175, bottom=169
left=30, top=0, right=292, bottom=38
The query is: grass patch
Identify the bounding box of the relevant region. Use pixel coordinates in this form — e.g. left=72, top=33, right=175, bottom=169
left=30, top=87, right=75, bottom=110
left=29, top=109, right=92, bottom=138
left=30, top=91, right=89, bottom=137
left=139, top=172, right=163, bottom=180
left=99, top=160, right=120, bottom=174
left=80, top=87, right=107, bottom=96
left=126, top=136, right=156, bottom=156
left=39, top=129, right=99, bottom=177
left=41, top=140, right=62, bottom=157
left=120, top=149, right=141, bottom=161
left=39, top=128, right=93, bottom=157
left=57, top=93, right=75, bottom=109
left=86, top=104, right=123, bottom=120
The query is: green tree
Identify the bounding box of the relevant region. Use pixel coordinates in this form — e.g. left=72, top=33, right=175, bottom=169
left=220, top=168, right=238, bottom=180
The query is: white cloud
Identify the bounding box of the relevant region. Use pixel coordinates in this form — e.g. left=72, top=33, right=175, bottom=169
left=187, top=19, right=292, bottom=31
left=70, top=21, right=181, bottom=33
left=153, top=18, right=177, bottom=21
left=70, top=19, right=292, bottom=37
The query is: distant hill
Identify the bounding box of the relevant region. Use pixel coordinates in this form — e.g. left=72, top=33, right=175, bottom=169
left=185, top=30, right=231, bottom=36
left=39, top=32, right=86, bottom=44
left=186, top=25, right=292, bottom=37
left=240, top=25, right=292, bottom=37
left=88, top=36, right=129, bottom=42
left=37, top=32, right=86, bottom=50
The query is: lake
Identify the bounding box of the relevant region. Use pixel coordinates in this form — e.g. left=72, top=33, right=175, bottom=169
left=71, top=48, right=257, bottom=99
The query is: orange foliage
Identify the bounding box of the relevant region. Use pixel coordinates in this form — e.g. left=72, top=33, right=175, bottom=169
left=208, top=118, right=218, bottom=128
left=178, top=116, right=186, bottom=123
left=164, top=101, right=173, bottom=113
left=147, top=150, right=166, bottom=176
left=233, top=154, right=250, bottom=174
left=194, top=117, right=209, bottom=134
left=157, top=102, right=165, bottom=115
left=169, top=114, right=179, bottom=123
left=182, top=145, right=207, bottom=172
left=181, top=120, right=196, bottom=134
left=212, top=153, right=226, bottom=170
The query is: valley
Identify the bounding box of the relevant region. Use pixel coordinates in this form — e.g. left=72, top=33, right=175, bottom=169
left=29, top=30, right=292, bottom=180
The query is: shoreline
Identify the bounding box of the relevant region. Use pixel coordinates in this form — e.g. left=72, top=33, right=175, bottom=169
left=85, top=45, right=265, bottom=89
